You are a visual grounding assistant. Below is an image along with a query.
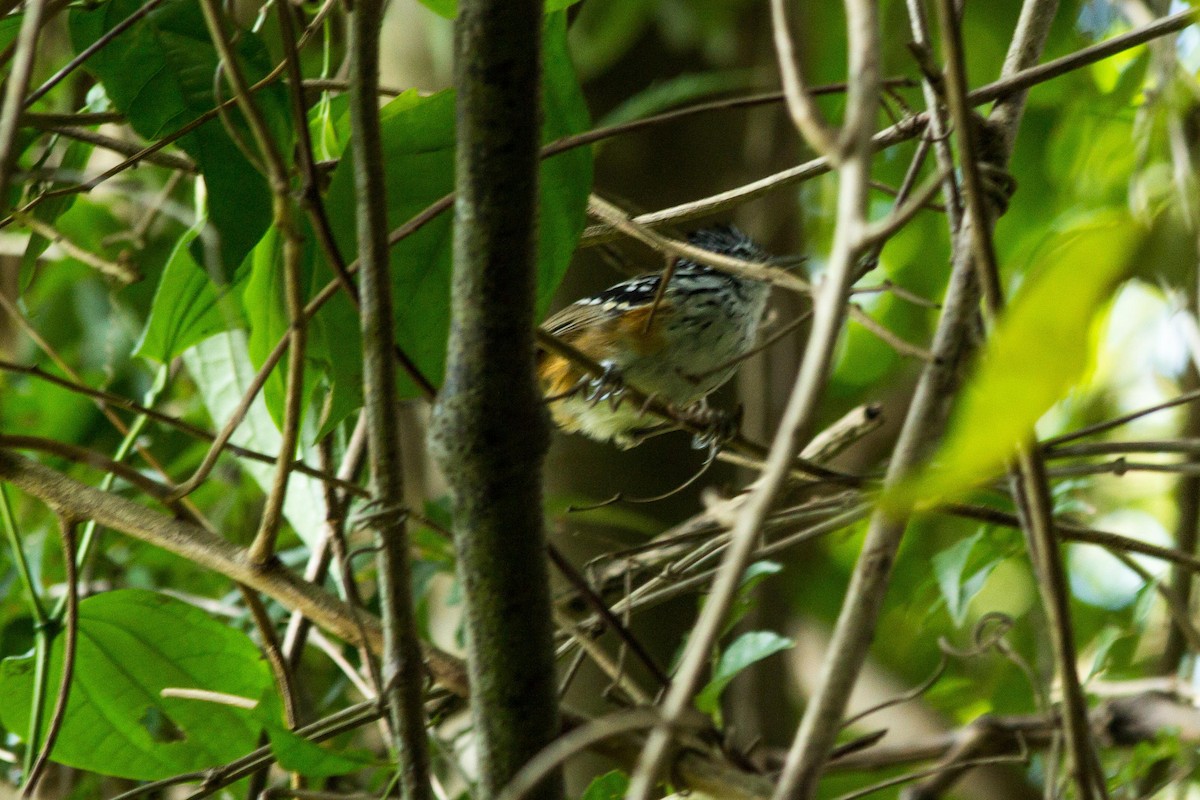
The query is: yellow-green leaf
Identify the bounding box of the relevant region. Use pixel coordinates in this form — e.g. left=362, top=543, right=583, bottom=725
left=888, top=210, right=1141, bottom=509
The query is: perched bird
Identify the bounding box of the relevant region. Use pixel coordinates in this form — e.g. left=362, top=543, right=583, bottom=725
left=537, top=225, right=773, bottom=448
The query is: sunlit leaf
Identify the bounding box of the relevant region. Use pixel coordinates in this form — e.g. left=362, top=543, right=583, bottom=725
left=889, top=210, right=1142, bottom=508
left=0, top=590, right=270, bottom=780
left=182, top=331, right=327, bottom=548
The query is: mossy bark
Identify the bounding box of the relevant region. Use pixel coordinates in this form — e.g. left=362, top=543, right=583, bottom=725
left=429, top=2, right=561, bottom=799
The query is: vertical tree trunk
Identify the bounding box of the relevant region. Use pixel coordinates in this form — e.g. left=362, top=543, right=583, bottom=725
left=430, top=3, right=562, bottom=800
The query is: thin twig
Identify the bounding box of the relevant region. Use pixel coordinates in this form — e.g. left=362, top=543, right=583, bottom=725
left=769, top=0, right=839, bottom=156
left=24, top=0, right=170, bottom=107
left=580, top=7, right=1198, bottom=247
left=0, top=0, right=47, bottom=212
left=934, top=0, right=1004, bottom=313
left=936, top=0, right=1108, bottom=792
left=0, top=358, right=363, bottom=495
left=346, top=0, right=431, bottom=791
left=16, top=212, right=141, bottom=283
left=547, top=543, right=669, bottom=688
left=587, top=194, right=809, bottom=292
left=37, top=124, right=197, bottom=172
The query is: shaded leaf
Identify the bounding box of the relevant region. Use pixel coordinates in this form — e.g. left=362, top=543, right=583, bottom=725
left=1085, top=625, right=1124, bottom=683
left=417, top=0, right=582, bottom=19
left=932, top=532, right=1000, bottom=626
left=724, top=560, right=782, bottom=635
left=257, top=691, right=372, bottom=777
left=69, top=0, right=290, bottom=275
left=0, top=590, right=270, bottom=780
left=135, top=225, right=247, bottom=364
left=695, top=631, right=793, bottom=716
left=597, top=69, right=758, bottom=128
left=20, top=138, right=96, bottom=282
left=581, top=769, right=629, bottom=800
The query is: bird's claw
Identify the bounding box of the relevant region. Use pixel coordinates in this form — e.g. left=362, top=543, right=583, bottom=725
left=585, top=362, right=627, bottom=410
left=681, top=400, right=742, bottom=455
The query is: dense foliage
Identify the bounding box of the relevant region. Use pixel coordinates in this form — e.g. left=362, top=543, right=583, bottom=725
left=0, top=0, right=1199, bottom=798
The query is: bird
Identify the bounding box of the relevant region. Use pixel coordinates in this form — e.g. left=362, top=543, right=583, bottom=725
left=537, top=225, right=773, bottom=449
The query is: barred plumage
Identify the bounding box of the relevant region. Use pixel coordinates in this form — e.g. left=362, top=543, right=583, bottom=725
left=538, top=225, right=772, bottom=448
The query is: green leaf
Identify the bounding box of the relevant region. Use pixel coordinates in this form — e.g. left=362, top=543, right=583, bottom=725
left=565, top=0, right=655, bottom=79
left=1085, top=625, right=1124, bottom=682
left=580, top=769, right=629, bottom=800
left=415, top=0, right=456, bottom=17
left=20, top=138, right=96, bottom=281
left=263, top=723, right=372, bottom=777
left=256, top=691, right=372, bottom=777
left=724, top=560, right=782, bottom=635
left=0, top=13, right=23, bottom=53
left=241, top=226, right=329, bottom=430
left=69, top=0, right=290, bottom=276
left=888, top=210, right=1142, bottom=508
left=931, top=532, right=1001, bottom=626
left=135, top=225, right=247, bottom=364
left=0, top=590, right=270, bottom=780
left=319, top=11, right=591, bottom=410
left=694, top=631, right=793, bottom=717
left=182, top=331, right=328, bottom=548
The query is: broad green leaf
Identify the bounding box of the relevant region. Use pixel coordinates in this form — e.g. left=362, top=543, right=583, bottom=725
left=241, top=226, right=330, bottom=430
left=242, top=228, right=292, bottom=427
left=889, top=210, right=1141, bottom=508
left=182, top=331, right=328, bottom=548
left=694, top=631, right=793, bottom=717
left=263, top=723, right=373, bottom=777
left=319, top=86, right=454, bottom=404
left=0, top=590, right=270, bottom=780
left=319, top=11, right=591, bottom=413
left=135, top=225, right=247, bottom=364
left=581, top=770, right=629, bottom=800
left=69, top=0, right=290, bottom=276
